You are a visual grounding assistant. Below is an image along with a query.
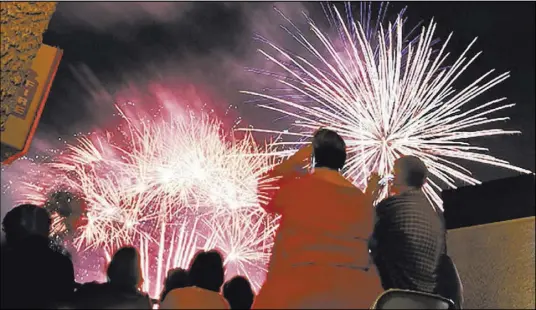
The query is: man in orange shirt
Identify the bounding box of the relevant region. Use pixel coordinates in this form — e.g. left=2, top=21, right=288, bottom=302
left=253, top=129, right=382, bottom=309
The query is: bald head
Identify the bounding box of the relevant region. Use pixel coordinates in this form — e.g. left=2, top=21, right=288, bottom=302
left=393, top=156, right=428, bottom=189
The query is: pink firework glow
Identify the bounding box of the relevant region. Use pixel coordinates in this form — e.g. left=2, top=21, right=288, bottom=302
left=2, top=87, right=281, bottom=297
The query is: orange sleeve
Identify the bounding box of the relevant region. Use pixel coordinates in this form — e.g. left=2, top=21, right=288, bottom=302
left=259, top=145, right=311, bottom=214
left=259, top=170, right=290, bottom=214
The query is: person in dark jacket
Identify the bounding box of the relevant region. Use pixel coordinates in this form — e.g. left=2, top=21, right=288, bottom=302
left=105, top=246, right=152, bottom=308
left=1, top=204, right=75, bottom=309
left=73, top=246, right=152, bottom=309
left=223, top=276, right=255, bottom=309
left=368, top=156, right=445, bottom=294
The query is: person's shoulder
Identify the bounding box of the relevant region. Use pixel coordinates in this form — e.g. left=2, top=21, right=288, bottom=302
left=348, top=186, right=373, bottom=210
left=380, top=191, right=426, bottom=207
left=201, top=289, right=229, bottom=309
left=162, top=287, right=228, bottom=308
left=74, top=281, right=105, bottom=297
left=49, top=248, right=74, bottom=270
left=376, top=195, right=399, bottom=210
left=52, top=248, right=73, bottom=260
left=132, top=290, right=153, bottom=307
left=164, top=286, right=191, bottom=297
left=219, top=293, right=231, bottom=309
left=281, top=172, right=310, bottom=187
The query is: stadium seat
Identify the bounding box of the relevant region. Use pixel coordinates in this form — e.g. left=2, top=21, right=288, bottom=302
left=371, top=289, right=456, bottom=309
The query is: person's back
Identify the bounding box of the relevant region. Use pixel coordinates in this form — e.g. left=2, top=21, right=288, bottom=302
left=103, top=283, right=152, bottom=309
left=270, top=172, right=374, bottom=270
left=254, top=129, right=382, bottom=309
left=73, top=282, right=152, bottom=309
left=257, top=171, right=381, bottom=308
left=71, top=281, right=104, bottom=308
left=369, top=156, right=446, bottom=294
left=1, top=205, right=75, bottom=309
left=161, top=250, right=229, bottom=309
left=160, top=286, right=230, bottom=309
left=1, top=235, right=75, bottom=308
left=102, top=246, right=152, bottom=309
left=160, top=268, right=190, bottom=303
left=372, top=190, right=444, bottom=292
left=223, top=276, right=255, bottom=309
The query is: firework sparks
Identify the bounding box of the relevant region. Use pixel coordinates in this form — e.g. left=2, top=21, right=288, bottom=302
left=9, top=100, right=280, bottom=297
left=210, top=209, right=280, bottom=291
left=243, top=4, right=531, bottom=208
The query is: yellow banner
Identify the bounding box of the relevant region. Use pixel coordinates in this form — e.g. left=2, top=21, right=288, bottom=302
left=1, top=44, right=62, bottom=161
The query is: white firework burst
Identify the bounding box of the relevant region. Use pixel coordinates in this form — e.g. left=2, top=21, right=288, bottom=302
left=12, top=101, right=281, bottom=297
left=243, top=4, right=531, bottom=208
left=209, top=209, right=280, bottom=291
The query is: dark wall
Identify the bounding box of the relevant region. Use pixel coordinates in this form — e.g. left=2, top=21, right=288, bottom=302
left=442, top=173, right=535, bottom=229
left=447, top=217, right=535, bottom=309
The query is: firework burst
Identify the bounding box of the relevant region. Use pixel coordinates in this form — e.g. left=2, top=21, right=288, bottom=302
left=210, top=209, right=280, bottom=291
left=243, top=4, right=531, bottom=208
left=9, top=100, right=281, bottom=297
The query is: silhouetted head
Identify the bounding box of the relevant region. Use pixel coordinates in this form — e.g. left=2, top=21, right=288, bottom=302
left=2, top=204, right=51, bottom=246
left=312, top=129, right=346, bottom=170
left=392, top=155, right=428, bottom=192
left=223, top=276, right=255, bottom=310
left=188, top=250, right=225, bottom=292
left=107, top=246, right=143, bottom=290
left=160, top=268, right=189, bottom=302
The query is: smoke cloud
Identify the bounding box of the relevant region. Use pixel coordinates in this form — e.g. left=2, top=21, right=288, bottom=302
left=2, top=2, right=319, bottom=213
left=52, top=2, right=194, bottom=33
left=41, top=2, right=319, bottom=134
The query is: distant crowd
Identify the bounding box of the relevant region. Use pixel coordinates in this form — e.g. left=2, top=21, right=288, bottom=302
left=0, top=129, right=463, bottom=309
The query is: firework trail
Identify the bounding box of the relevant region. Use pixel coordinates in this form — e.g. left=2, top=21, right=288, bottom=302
left=8, top=100, right=281, bottom=297
left=210, top=209, right=280, bottom=291
left=243, top=3, right=531, bottom=208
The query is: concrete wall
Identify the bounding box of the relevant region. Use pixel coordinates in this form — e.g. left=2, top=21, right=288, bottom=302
left=447, top=217, right=535, bottom=309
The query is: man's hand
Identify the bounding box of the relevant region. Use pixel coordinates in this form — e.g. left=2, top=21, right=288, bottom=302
left=292, top=144, right=313, bottom=163
left=271, top=144, right=313, bottom=178
left=365, top=172, right=383, bottom=202
left=312, top=126, right=326, bottom=136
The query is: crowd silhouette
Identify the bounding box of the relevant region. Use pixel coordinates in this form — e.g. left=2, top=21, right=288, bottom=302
left=0, top=129, right=462, bottom=309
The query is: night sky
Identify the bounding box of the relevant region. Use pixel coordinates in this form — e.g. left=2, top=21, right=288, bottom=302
left=37, top=1, right=535, bottom=182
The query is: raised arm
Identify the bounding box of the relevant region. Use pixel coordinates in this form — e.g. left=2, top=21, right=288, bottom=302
left=271, top=144, right=312, bottom=178
left=364, top=172, right=382, bottom=207
left=259, top=144, right=312, bottom=213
